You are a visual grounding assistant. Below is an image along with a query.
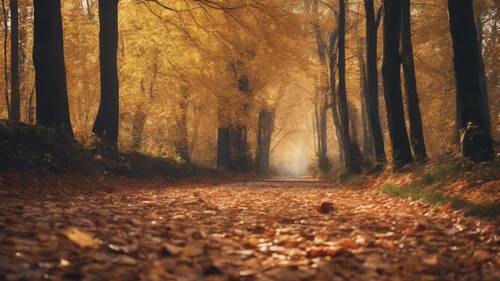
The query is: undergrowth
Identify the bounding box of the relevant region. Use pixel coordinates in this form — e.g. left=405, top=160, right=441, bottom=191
left=381, top=153, right=500, bottom=219
left=0, top=120, right=197, bottom=180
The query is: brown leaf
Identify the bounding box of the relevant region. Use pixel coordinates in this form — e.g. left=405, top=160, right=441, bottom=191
left=63, top=227, right=97, bottom=248
left=161, top=243, right=183, bottom=256
left=422, top=255, right=438, bottom=266
left=183, top=241, right=205, bottom=257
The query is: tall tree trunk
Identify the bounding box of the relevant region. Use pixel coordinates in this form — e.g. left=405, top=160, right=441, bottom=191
left=338, top=0, right=360, bottom=172
left=312, top=11, right=330, bottom=173
left=400, top=0, right=427, bottom=161
left=217, top=126, right=231, bottom=170
left=2, top=0, right=9, bottom=118
left=19, top=0, right=29, bottom=123
left=448, top=0, right=494, bottom=161
left=175, top=86, right=191, bottom=163
left=93, top=0, right=119, bottom=156
left=358, top=36, right=374, bottom=158
left=382, top=0, right=413, bottom=170
left=33, top=0, right=72, bottom=135
left=328, top=32, right=345, bottom=165
left=256, top=110, right=274, bottom=174
left=364, top=0, right=386, bottom=165
left=9, top=0, right=19, bottom=121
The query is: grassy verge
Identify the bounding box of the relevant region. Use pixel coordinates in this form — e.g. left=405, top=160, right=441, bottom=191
left=381, top=153, right=500, bottom=219
left=382, top=184, right=499, bottom=219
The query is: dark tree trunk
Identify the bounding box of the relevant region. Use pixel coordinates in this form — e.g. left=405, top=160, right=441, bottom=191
left=400, top=0, right=427, bottom=161
left=338, top=0, right=361, bottom=172
left=358, top=37, right=374, bottom=158
left=328, top=32, right=345, bottom=164
left=382, top=0, right=414, bottom=170
left=33, top=0, right=72, bottom=135
left=10, top=0, right=20, bottom=121
left=256, top=110, right=274, bottom=174
left=448, top=0, right=494, bottom=161
left=93, top=0, right=119, bottom=156
left=364, top=0, right=386, bottom=165
left=217, top=127, right=231, bottom=170
left=230, top=126, right=250, bottom=171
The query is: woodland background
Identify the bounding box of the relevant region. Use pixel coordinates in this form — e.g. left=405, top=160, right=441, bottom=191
left=0, top=0, right=498, bottom=173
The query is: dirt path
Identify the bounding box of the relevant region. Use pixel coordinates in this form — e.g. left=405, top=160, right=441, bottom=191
left=0, top=178, right=498, bottom=280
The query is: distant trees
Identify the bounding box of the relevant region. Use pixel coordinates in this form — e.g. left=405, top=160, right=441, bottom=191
left=93, top=0, right=120, bottom=156
left=382, top=0, right=413, bottom=170
left=33, top=0, right=73, bottom=135
left=447, top=0, right=494, bottom=161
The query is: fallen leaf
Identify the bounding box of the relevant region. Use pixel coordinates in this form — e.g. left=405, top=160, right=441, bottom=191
left=183, top=241, right=205, bottom=257
left=161, top=243, right=183, bottom=256
left=422, top=255, right=438, bottom=266
left=112, top=255, right=138, bottom=265
left=63, top=227, right=97, bottom=248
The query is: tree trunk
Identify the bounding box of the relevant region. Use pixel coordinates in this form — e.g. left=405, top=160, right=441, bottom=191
left=448, top=0, right=494, bottom=161
left=217, top=127, right=231, bottom=169
left=400, top=0, right=427, bottom=161
left=256, top=110, right=275, bottom=174
left=2, top=0, right=9, bottom=118
left=328, top=32, right=345, bottom=165
left=382, top=0, right=414, bottom=170
left=312, top=14, right=330, bottom=173
left=338, top=0, right=360, bottom=172
left=364, top=0, right=386, bottom=165
left=33, top=0, right=73, bottom=135
left=131, top=105, right=145, bottom=151
left=93, top=0, right=119, bottom=156
left=19, top=0, right=29, bottom=123
left=9, top=0, right=20, bottom=121
left=357, top=36, right=374, bottom=158
left=175, top=86, right=191, bottom=163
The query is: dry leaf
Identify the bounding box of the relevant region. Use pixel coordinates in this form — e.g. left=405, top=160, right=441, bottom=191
left=183, top=241, right=205, bottom=257
left=422, top=255, right=438, bottom=266
left=63, top=227, right=97, bottom=248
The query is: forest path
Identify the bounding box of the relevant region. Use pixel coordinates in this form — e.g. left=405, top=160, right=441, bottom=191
left=0, top=178, right=498, bottom=281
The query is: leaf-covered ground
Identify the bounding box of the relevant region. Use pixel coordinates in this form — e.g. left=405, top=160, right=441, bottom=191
left=0, top=176, right=498, bottom=281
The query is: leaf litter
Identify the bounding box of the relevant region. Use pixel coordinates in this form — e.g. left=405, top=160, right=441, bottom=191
left=0, top=177, right=498, bottom=280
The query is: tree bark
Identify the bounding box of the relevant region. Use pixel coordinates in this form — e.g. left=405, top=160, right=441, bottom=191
left=9, top=0, right=20, bottom=121
left=2, top=0, right=9, bottom=118
left=338, top=0, right=360, bottom=172
left=382, top=0, right=414, bottom=170
left=256, top=110, right=274, bottom=174
left=357, top=36, right=374, bottom=158
left=448, top=0, right=494, bottom=161
left=93, top=0, right=119, bottom=156
left=364, top=0, right=386, bottom=165
left=327, top=32, right=345, bottom=165
left=33, top=0, right=73, bottom=135
left=400, top=0, right=427, bottom=161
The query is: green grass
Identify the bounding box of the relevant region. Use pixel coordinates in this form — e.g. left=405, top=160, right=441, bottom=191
left=382, top=183, right=499, bottom=219
left=381, top=153, right=500, bottom=219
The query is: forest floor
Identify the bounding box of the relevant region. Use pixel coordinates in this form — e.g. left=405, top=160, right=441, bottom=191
left=0, top=175, right=498, bottom=281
